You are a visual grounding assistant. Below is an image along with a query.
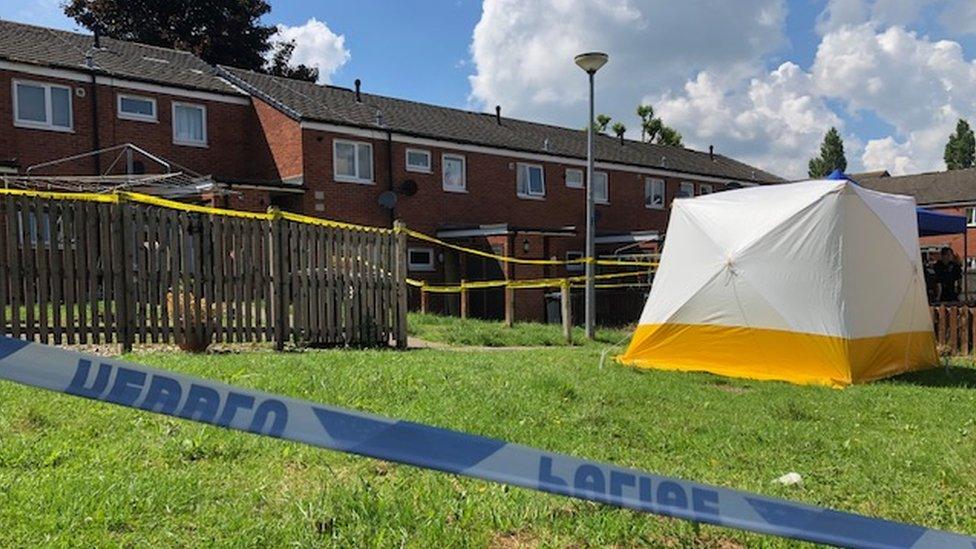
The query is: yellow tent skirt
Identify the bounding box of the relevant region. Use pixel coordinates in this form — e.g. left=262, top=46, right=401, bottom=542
left=618, top=323, right=938, bottom=387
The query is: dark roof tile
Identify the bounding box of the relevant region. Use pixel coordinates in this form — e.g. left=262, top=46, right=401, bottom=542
left=0, top=19, right=243, bottom=96
left=854, top=168, right=976, bottom=205
left=221, top=67, right=784, bottom=184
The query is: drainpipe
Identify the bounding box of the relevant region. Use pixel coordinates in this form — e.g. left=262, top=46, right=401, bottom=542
left=85, top=50, right=101, bottom=174
left=387, top=130, right=395, bottom=227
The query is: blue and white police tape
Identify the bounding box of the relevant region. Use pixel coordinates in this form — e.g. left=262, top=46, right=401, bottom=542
left=0, top=335, right=972, bottom=548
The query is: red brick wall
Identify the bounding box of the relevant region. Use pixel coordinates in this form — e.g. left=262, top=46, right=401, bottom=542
left=0, top=68, right=258, bottom=180
left=298, top=127, right=724, bottom=236
left=249, top=98, right=303, bottom=181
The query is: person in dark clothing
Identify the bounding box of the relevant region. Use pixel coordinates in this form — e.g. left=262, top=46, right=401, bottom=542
left=933, top=246, right=962, bottom=302
left=924, top=257, right=938, bottom=304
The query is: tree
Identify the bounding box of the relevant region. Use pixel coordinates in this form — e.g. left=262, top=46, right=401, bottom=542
left=267, top=40, right=319, bottom=83
left=636, top=104, right=654, bottom=141
left=657, top=126, right=683, bottom=147
left=808, top=127, right=847, bottom=178
left=611, top=122, right=627, bottom=144
left=63, top=0, right=276, bottom=70
left=635, top=103, right=682, bottom=146
left=594, top=114, right=612, bottom=134
left=945, top=119, right=976, bottom=170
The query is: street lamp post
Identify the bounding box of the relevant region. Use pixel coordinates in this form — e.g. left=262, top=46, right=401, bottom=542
left=575, top=52, right=608, bottom=340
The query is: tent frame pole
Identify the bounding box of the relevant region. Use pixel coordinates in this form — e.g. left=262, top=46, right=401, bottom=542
left=964, top=229, right=969, bottom=303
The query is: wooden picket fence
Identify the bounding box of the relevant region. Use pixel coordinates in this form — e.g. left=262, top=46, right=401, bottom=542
left=0, top=192, right=408, bottom=351
left=931, top=305, right=976, bottom=356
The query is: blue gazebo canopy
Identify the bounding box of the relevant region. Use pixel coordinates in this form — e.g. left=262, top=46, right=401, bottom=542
left=823, top=169, right=966, bottom=236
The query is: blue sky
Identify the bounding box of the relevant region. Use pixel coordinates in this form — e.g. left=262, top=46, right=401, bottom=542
left=4, top=1, right=976, bottom=178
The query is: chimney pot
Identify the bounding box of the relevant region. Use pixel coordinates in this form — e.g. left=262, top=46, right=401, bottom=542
left=354, top=79, right=362, bottom=102
left=709, top=145, right=714, bottom=160
left=93, top=29, right=101, bottom=49
left=495, top=105, right=501, bottom=124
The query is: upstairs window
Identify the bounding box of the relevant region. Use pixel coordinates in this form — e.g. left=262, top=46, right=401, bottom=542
left=118, top=94, right=157, bottom=122
left=644, top=178, right=665, bottom=209
left=565, top=168, right=584, bottom=189
left=442, top=154, right=466, bottom=192
left=593, top=171, right=609, bottom=204
left=678, top=182, right=695, bottom=198
left=172, top=102, right=207, bottom=146
left=334, top=139, right=374, bottom=183
left=13, top=80, right=72, bottom=131
left=968, top=208, right=976, bottom=227
left=405, top=148, right=431, bottom=173
left=699, top=183, right=714, bottom=195
left=517, top=163, right=546, bottom=197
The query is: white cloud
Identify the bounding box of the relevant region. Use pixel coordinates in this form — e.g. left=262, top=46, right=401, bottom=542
left=273, top=18, right=350, bottom=84
left=466, top=0, right=976, bottom=179
left=939, top=1, right=976, bottom=36
left=862, top=136, right=919, bottom=174
left=655, top=63, right=844, bottom=179
left=817, top=0, right=976, bottom=36
left=812, top=24, right=976, bottom=173
left=468, top=0, right=786, bottom=128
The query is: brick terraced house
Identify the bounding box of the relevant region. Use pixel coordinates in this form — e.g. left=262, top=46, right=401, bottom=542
left=0, top=19, right=783, bottom=322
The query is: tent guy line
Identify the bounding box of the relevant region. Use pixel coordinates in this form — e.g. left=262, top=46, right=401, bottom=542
left=0, top=336, right=971, bottom=547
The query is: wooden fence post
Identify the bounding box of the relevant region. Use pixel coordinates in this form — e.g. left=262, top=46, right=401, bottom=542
left=394, top=221, right=408, bottom=349
left=561, top=279, right=572, bottom=344
left=504, top=287, right=514, bottom=327
left=460, top=279, right=468, bottom=319
left=116, top=198, right=135, bottom=353
left=420, top=285, right=429, bottom=314
left=269, top=207, right=287, bottom=351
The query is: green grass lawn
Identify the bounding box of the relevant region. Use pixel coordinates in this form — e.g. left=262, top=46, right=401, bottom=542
left=2, top=346, right=976, bottom=547
left=408, top=312, right=633, bottom=347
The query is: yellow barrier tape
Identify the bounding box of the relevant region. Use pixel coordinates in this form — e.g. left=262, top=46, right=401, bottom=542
left=406, top=229, right=656, bottom=267
left=405, top=230, right=578, bottom=266
left=0, top=189, right=656, bottom=267
left=119, top=192, right=273, bottom=220
left=0, top=188, right=120, bottom=203
left=409, top=271, right=648, bottom=293
left=280, top=211, right=394, bottom=234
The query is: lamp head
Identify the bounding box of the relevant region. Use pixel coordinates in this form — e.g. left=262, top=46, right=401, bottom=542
left=574, top=52, right=609, bottom=74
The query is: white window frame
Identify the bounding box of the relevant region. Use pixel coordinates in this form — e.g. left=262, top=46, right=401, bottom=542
left=967, top=207, right=976, bottom=227
left=699, top=183, right=713, bottom=195
left=565, top=168, right=584, bottom=189
left=517, top=162, right=546, bottom=198
left=172, top=101, right=207, bottom=147
left=117, top=93, right=157, bottom=122
left=644, top=178, right=665, bottom=209
left=593, top=171, right=609, bottom=204
left=333, top=139, right=375, bottom=184
left=12, top=79, right=73, bottom=132
left=405, top=148, right=432, bottom=173
left=442, top=153, right=467, bottom=192
left=566, top=251, right=584, bottom=272
left=678, top=182, right=695, bottom=198
left=407, top=247, right=435, bottom=271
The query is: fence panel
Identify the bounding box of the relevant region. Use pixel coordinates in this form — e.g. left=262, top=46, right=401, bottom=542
left=0, top=194, right=405, bottom=350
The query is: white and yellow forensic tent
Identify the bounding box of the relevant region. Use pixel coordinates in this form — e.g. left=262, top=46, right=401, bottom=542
left=619, top=179, right=938, bottom=387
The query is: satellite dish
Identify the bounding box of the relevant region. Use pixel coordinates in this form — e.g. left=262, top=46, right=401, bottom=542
left=378, top=191, right=398, bottom=209
left=399, top=179, right=418, bottom=197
